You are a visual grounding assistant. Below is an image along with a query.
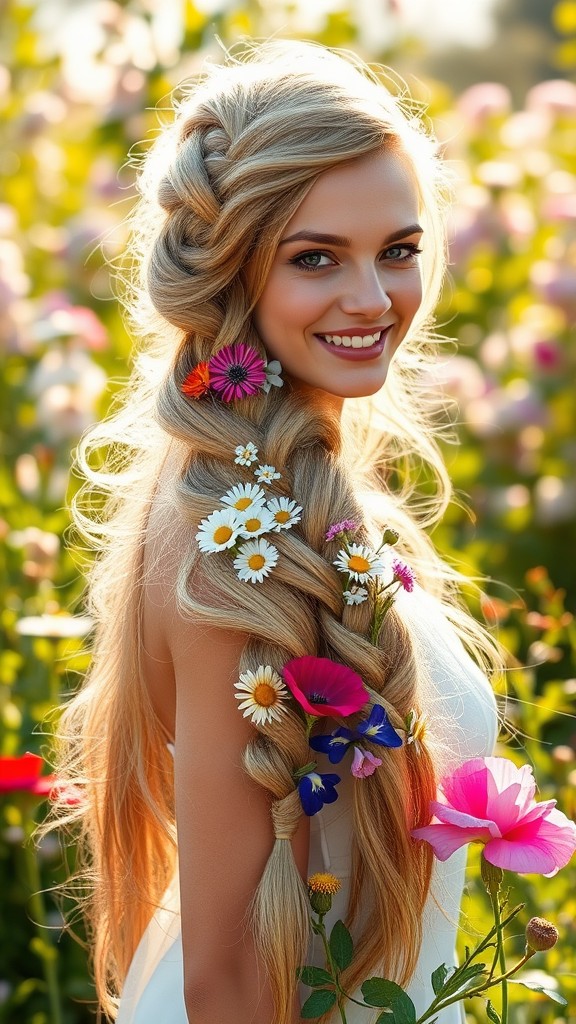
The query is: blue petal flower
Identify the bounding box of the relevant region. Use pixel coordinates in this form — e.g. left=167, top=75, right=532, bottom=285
left=356, top=704, right=403, bottom=748
left=309, top=728, right=354, bottom=764
left=298, top=772, right=341, bottom=816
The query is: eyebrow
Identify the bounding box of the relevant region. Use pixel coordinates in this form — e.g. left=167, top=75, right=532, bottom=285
left=278, top=224, right=424, bottom=247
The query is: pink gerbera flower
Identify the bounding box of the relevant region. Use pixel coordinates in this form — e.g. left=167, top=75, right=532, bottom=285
left=282, top=655, right=369, bottom=718
left=208, top=343, right=267, bottom=402
left=412, top=756, right=576, bottom=875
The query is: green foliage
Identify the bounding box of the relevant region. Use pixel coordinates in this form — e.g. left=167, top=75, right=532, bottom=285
left=1, top=0, right=575, bottom=1021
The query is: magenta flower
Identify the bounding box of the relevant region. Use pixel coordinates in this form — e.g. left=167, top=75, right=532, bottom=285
left=351, top=746, right=382, bottom=778
left=325, top=520, right=358, bottom=542
left=208, top=343, right=267, bottom=402
left=282, top=655, right=369, bottom=718
left=412, top=757, right=576, bottom=875
left=391, top=558, right=415, bottom=592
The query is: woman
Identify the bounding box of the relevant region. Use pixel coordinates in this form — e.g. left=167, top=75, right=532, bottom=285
left=51, top=41, right=501, bottom=1023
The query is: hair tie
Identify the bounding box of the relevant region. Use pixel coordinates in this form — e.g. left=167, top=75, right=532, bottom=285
left=272, top=790, right=301, bottom=840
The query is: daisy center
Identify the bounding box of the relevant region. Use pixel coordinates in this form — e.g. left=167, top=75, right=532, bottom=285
left=348, top=555, right=371, bottom=573
left=275, top=510, right=291, bottom=524
left=253, top=683, right=277, bottom=707
left=248, top=554, right=266, bottom=570
left=213, top=526, right=233, bottom=544
left=234, top=497, right=253, bottom=511
left=244, top=517, right=262, bottom=532
left=227, top=364, right=249, bottom=383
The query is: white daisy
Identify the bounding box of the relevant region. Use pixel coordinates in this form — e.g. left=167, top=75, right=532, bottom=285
left=254, top=463, right=281, bottom=485
left=234, top=665, right=288, bottom=725
left=266, top=496, right=303, bottom=531
left=234, top=442, right=259, bottom=466
left=233, top=538, right=278, bottom=583
left=237, top=505, right=276, bottom=539
left=333, top=543, right=385, bottom=583
left=195, top=507, right=242, bottom=553
left=221, top=482, right=266, bottom=514
left=262, top=360, right=284, bottom=393
left=343, top=586, right=369, bottom=605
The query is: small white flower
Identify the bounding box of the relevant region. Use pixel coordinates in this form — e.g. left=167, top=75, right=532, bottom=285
left=233, top=537, right=279, bottom=583
left=237, top=505, right=276, bottom=539
left=333, top=543, right=385, bottom=583
left=196, top=507, right=242, bottom=553
left=262, top=359, right=284, bottom=393
left=234, top=442, right=259, bottom=466
left=234, top=665, right=289, bottom=725
left=221, top=482, right=266, bottom=514
left=266, top=496, right=303, bottom=531
left=343, top=586, right=369, bottom=605
left=255, top=464, right=281, bottom=485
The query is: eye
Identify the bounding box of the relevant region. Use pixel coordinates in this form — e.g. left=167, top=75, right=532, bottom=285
left=289, top=250, right=336, bottom=272
left=382, top=243, right=422, bottom=263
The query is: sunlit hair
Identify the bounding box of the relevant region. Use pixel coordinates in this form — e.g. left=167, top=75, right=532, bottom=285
left=46, top=40, right=503, bottom=1022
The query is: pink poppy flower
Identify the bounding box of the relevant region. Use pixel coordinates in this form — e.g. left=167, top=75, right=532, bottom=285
left=412, top=756, right=576, bottom=876
left=351, top=746, right=382, bottom=778
left=282, top=655, right=369, bottom=718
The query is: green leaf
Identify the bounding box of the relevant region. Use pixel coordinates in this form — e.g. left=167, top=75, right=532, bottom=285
left=431, top=964, right=449, bottom=995
left=486, top=999, right=501, bottom=1024
left=442, top=962, right=487, bottom=996
left=361, top=977, right=416, bottom=1023
left=509, top=980, right=567, bottom=1006
left=300, top=989, right=338, bottom=1018
left=297, top=966, right=334, bottom=988
left=329, top=920, right=354, bottom=971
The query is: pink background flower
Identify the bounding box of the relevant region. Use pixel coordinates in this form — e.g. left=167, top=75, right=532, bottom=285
left=412, top=756, right=576, bottom=875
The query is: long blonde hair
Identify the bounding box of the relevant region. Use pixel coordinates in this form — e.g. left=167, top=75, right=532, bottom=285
left=49, top=41, right=502, bottom=1022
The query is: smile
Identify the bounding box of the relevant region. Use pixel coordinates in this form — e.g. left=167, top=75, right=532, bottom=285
left=318, top=330, right=383, bottom=349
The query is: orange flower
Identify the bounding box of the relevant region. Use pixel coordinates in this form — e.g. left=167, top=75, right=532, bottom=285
left=181, top=362, right=210, bottom=399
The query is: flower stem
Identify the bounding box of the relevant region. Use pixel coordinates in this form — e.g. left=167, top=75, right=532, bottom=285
left=490, top=888, right=508, bottom=1024
left=22, top=829, right=64, bottom=1024
left=315, top=915, right=348, bottom=1024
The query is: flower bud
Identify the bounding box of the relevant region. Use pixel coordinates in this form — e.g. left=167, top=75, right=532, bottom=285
left=382, top=528, right=399, bottom=546
left=308, top=873, right=341, bottom=915
left=525, top=917, right=559, bottom=952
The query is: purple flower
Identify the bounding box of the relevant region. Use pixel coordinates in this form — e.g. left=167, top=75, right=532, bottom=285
left=391, top=558, right=415, bottom=593
left=351, top=747, right=382, bottom=778
left=325, top=520, right=358, bottom=542
left=298, top=771, right=341, bottom=816
left=208, top=343, right=267, bottom=402
left=356, top=704, right=403, bottom=748
left=309, top=728, right=355, bottom=764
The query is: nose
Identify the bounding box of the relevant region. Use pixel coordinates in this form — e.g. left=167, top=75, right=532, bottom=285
left=339, top=264, right=392, bottom=320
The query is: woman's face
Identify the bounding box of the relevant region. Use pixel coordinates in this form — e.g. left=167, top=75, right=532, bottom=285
left=253, top=148, right=424, bottom=403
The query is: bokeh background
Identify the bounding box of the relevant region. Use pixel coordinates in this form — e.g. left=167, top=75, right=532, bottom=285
left=1, top=0, right=575, bottom=1021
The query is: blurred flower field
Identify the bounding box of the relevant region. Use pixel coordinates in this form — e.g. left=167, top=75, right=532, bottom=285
left=0, top=1, right=575, bottom=1021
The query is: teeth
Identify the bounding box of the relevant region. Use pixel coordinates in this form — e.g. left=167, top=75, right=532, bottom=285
left=321, top=330, right=382, bottom=348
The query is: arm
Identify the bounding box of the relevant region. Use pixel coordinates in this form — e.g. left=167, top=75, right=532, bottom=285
left=167, top=601, right=309, bottom=1023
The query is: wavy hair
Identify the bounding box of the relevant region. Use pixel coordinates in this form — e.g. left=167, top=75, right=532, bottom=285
left=47, top=40, right=502, bottom=1022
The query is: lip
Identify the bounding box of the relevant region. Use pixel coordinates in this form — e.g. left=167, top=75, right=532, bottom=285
left=314, top=325, right=393, bottom=361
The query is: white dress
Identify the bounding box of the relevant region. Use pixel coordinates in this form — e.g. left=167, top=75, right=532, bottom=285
left=117, top=584, right=498, bottom=1023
